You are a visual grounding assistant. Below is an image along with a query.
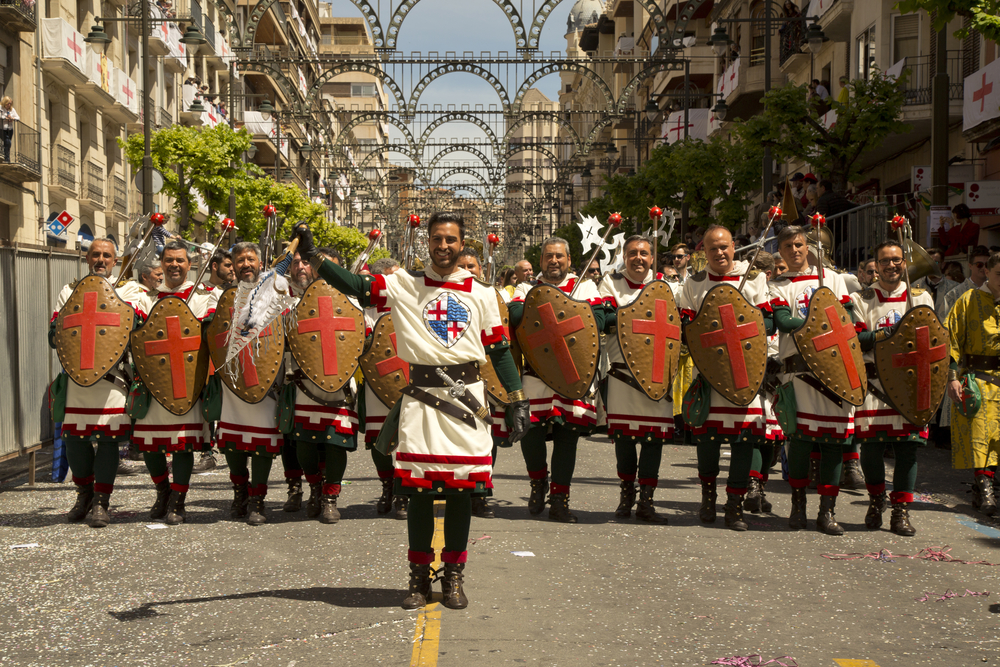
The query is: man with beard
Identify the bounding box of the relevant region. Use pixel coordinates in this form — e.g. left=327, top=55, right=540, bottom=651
left=139, top=265, right=163, bottom=290
left=292, top=213, right=529, bottom=610
left=678, top=227, right=772, bottom=531
left=215, top=242, right=286, bottom=526
left=49, top=238, right=145, bottom=527
left=851, top=240, right=934, bottom=536
left=597, top=235, right=671, bottom=523
left=508, top=237, right=608, bottom=523
left=134, top=241, right=219, bottom=525
left=281, top=247, right=361, bottom=523
left=193, top=253, right=234, bottom=476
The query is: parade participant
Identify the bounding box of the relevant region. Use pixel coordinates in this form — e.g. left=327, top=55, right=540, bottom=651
left=668, top=244, right=692, bottom=281
left=509, top=237, right=608, bottom=523
left=747, top=251, right=779, bottom=513
left=769, top=226, right=860, bottom=534
left=946, top=253, right=1000, bottom=516
left=365, top=257, right=407, bottom=519
left=282, top=247, right=361, bottom=524
left=945, top=245, right=990, bottom=305
left=584, top=260, right=601, bottom=283
left=207, top=250, right=234, bottom=289
left=133, top=241, right=219, bottom=525
left=597, top=235, right=671, bottom=523
left=292, top=213, right=530, bottom=610
left=212, top=243, right=285, bottom=526
left=851, top=240, right=935, bottom=536
left=138, top=265, right=163, bottom=290
left=49, top=238, right=145, bottom=527
left=679, top=227, right=772, bottom=531
left=513, top=259, right=534, bottom=286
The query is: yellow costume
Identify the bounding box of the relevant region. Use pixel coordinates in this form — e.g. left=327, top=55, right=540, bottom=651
left=672, top=349, right=694, bottom=417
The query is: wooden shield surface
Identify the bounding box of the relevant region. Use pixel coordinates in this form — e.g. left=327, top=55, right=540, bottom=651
left=287, top=280, right=364, bottom=395
left=617, top=281, right=682, bottom=401
left=130, top=297, right=209, bottom=415
left=481, top=288, right=512, bottom=405
left=206, top=288, right=285, bottom=404
left=874, top=305, right=950, bottom=426
left=515, top=284, right=599, bottom=400
left=54, top=275, right=135, bottom=387
left=359, top=313, right=409, bottom=409
left=793, top=286, right=867, bottom=407
left=686, top=283, right=767, bottom=406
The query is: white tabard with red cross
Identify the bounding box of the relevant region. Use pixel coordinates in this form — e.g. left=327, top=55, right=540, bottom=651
left=768, top=267, right=855, bottom=440
left=851, top=283, right=936, bottom=439
left=512, top=275, right=603, bottom=429
left=597, top=271, right=675, bottom=440
left=132, top=281, right=219, bottom=451
left=678, top=261, right=769, bottom=437
left=53, top=277, right=146, bottom=441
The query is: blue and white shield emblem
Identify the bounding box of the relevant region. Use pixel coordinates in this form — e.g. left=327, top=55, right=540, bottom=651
left=423, top=293, right=471, bottom=348
left=795, top=286, right=817, bottom=318
left=876, top=309, right=902, bottom=330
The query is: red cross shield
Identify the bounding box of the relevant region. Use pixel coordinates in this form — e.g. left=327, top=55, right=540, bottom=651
left=617, top=281, right=682, bottom=401
left=480, top=287, right=514, bottom=405
left=130, top=297, right=210, bottom=415
left=515, top=284, right=599, bottom=400
left=205, top=288, right=287, bottom=404
left=686, top=284, right=768, bottom=406
left=874, top=305, right=950, bottom=426
left=793, top=286, right=868, bottom=407
left=359, top=313, right=410, bottom=409
left=54, top=275, right=136, bottom=387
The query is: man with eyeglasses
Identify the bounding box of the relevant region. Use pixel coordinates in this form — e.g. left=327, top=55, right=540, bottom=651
left=851, top=240, right=935, bottom=536
left=585, top=259, right=601, bottom=282
left=945, top=245, right=991, bottom=306
left=667, top=244, right=692, bottom=281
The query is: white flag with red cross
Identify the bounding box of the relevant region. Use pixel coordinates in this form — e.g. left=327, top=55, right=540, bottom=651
left=964, top=58, right=1000, bottom=132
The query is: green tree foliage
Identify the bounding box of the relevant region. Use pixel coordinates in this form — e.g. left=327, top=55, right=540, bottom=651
left=895, top=0, right=1000, bottom=43
left=735, top=71, right=909, bottom=193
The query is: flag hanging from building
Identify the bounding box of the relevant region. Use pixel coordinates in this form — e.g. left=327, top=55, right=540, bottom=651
left=964, top=58, right=1000, bottom=132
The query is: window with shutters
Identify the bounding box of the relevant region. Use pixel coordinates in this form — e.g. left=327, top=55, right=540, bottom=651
left=963, top=16, right=980, bottom=78
left=351, top=83, right=376, bottom=97
left=892, top=14, right=919, bottom=64
left=856, top=25, right=877, bottom=81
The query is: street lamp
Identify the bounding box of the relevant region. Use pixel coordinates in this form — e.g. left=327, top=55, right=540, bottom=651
left=712, top=99, right=728, bottom=121
left=644, top=98, right=660, bottom=122
left=257, top=99, right=274, bottom=120
left=805, top=23, right=827, bottom=55
left=707, top=26, right=732, bottom=58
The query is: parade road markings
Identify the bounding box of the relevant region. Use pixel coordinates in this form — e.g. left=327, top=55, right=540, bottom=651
left=410, top=501, right=445, bottom=667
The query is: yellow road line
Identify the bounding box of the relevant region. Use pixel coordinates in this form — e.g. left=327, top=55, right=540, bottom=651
left=833, top=660, right=881, bottom=667
left=410, top=502, right=445, bottom=667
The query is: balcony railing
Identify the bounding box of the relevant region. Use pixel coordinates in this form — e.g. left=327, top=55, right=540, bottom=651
left=50, top=145, right=76, bottom=191
left=0, top=0, right=37, bottom=31
left=83, top=161, right=104, bottom=205
left=112, top=175, right=127, bottom=215
left=205, top=16, right=216, bottom=53
left=0, top=120, right=42, bottom=178
left=778, top=21, right=805, bottom=67
left=157, top=106, right=173, bottom=128
left=900, top=52, right=965, bottom=105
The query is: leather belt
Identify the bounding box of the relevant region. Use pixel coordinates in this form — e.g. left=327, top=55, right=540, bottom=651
left=608, top=362, right=671, bottom=402
left=402, top=362, right=492, bottom=427
left=104, top=368, right=131, bottom=393
left=781, top=355, right=811, bottom=375
left=292, top=369, right=352, bottom=408
left=782, top=355, right=844, bottom=408
left=963, top=354, right=1000, bottom=373
left=863, top=362, right=892, bottom=407
left=974, top=371, right=1000, bottom=391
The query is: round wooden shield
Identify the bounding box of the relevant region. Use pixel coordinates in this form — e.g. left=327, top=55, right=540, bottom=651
left=206, top=288, right=286, bottom=404
left=515, top=284, right=599, bottom=400
left=54, top=275, right=135, bottom=387
left=874, top=305, right=950, bottom=426
left=686, top=283, right=767, bottom=406
left=793, top=286, right=867, bottom=407
left=481, top=288, right=512, bottom=405
left=617, top=281, right=682, bottom=401
left=287, top=279, right=364, bottom=395
left=359, top=313, right=410, bottom=409
left=130, top=297, right=209, bottom=415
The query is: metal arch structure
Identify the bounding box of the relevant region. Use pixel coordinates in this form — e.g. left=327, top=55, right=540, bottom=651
left=407, top=63, right=512, bottom=117
left=306, top=64, right=406, bottom=110
left=417, top=112, right=500, bottom=153
left=498, top=142, right=562, bottom=171
left=615, top=62, right=686, bottom=114
left=427, top=145, right=497, bottom=179
left=357, top=143, right=418, bottom=172
left=236, top=61, right=304, bottom=113
left=332, top=112, right=417, bottom=154
left=513, top=62, right=614, bottom=113
left=501, top=111, right=583, bottom=158
left=435, top=167, right=499, bottom=199
left=360, top=0, right=530, bottom=52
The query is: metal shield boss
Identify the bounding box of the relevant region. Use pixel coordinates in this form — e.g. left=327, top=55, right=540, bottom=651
left=206, top=288, right=286, bottom=404
left=359, top=313, right=409, bottom=409
left=54, top=275, right=135, bottom=387
left=480, top=288, right=513, bottom=405
left=686, top=284, right=767, bottom=406
left=617, top=281, right=682, bottom=401
left=874, top=305, right=950, bottom=426
left=793, top=286, right=867, bottom=407
left=515, top=284, right=599, bottom=400
left=287, top=280, right=364, bottom=396
left=130, top=296, right=210, bottom=415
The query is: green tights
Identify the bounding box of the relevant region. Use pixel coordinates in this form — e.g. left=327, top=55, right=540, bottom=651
left=860, top=440, right=918, bottom=496
left=520, top=425, right=579, bottom=486
left=612, top=433, right=663, bottom=484
left=224, top=452, right=274, bottom=487
left=297, top=443, right=348, bottom=484
left=407, top=494, right=472, bottom=554
left=144, top=451, right=194, bottom=488
left=65, top=437, right=119, bottom=488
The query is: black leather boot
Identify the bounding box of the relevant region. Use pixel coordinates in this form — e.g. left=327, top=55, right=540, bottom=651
left=88, top=492, right=111, bottom=528
left=230, top=483, right=249, bottom=519
left=282, top=478, right=303, bottom=513
left=890, top=502, right=916, bottom=536
left=247, top=495, right=267, bottom=526
left=723, top=492, right=748, bottom=531
left=164, top=491, right=186, bottom=526
left=698, top=478, right=717, bottom=524
left=758, top=480, right=772, bottom=513
left=376, top=478, right=394, bottom=515
left=441, top=563, right=469, bottom=610
left=527, top=477, right=547, bottom=515
left=788, top=487, right=808, bottom=530
left=973, top=475, right=997, bottom=516
left=68, top=483, right=94, bottom=522
left=816, top=495, right=844, bottom=535
left=635, top=484, right=667, bottom=524
left=319, top=495, right=340, bottom=524
left=744, top=477, right=762, bottom=513
left=864, top=492, right=888, bottom=530
left=149, top=480, right=171, bottom=520
left=401, top=563, right=433, bottom=610
left=841, top=459, right=865, bottom=490
left=306, top=482, right=323, bottom=518
left=471, top=496, right=495, bottom=518
left=393, top=495, right=409, bottom=520
left=548, top=492, right=578, bottom=523
left=615, top=480, right=637, bottom=518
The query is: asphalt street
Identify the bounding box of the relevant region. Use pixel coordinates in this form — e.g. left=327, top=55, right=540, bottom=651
left=1, top=439, right=998, bottom=667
